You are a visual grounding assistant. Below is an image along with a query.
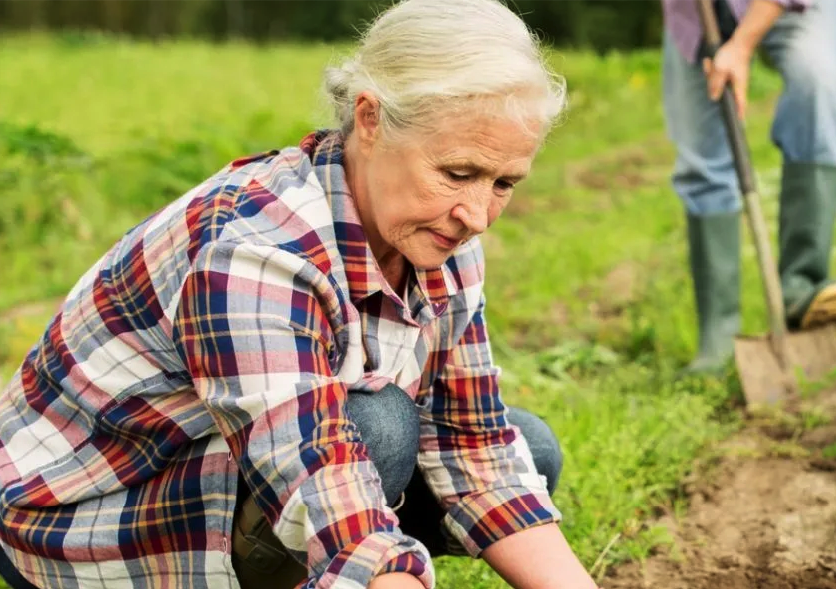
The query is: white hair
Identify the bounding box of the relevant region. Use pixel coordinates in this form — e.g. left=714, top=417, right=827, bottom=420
left=323, top=0, right=567, bottom=142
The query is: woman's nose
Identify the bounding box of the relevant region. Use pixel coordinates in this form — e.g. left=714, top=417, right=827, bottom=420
left=451, top=193, right=492, bottom=235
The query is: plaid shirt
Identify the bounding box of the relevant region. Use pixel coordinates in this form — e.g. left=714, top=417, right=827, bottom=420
left=0, top=130, right=560, bottom=588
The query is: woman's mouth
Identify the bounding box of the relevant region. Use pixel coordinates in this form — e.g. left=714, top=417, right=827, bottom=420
left=429, top=230, right=459, bottom=249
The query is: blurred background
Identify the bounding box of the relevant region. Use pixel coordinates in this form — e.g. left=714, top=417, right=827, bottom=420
left=0, top=0, right=663, bottom=52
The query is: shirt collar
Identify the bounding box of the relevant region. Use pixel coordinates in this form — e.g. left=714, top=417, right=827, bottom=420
left=302, top=130, right=458, bottom=317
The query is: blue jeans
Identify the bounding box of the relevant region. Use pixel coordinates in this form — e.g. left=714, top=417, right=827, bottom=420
left=226, top=382, right=562, bottom=588
left=663, top=0, right=836, bottom=216
left=346, top=384, right=562, bottom=556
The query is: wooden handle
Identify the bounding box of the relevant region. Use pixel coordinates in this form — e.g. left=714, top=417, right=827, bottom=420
left=696, top=0, right=723, bottom=49
left=695, top=0, right=790, bottom=367
left=696, top=0, right=756, bottom=195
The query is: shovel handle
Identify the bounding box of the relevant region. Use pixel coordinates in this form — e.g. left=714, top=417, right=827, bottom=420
left=695, top=0, right=790, bottom=367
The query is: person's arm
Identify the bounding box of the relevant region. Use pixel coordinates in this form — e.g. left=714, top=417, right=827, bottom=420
left=174, top=239, right=433, bottom=588
left=482, top=523, right=596, bottom=589
left=416, top=241, right=596, bottom=588
left=704, top=0, right=809, bottom=118
left=370, top=573, right=427, bottom=589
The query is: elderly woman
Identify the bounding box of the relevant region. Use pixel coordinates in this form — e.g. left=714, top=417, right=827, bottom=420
left=0, top=0, right=598, bottom=588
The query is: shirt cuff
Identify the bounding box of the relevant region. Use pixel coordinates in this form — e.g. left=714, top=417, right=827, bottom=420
left=441, top=484, right=562, bottom=557
left=295, top=531, right=435, bottom=589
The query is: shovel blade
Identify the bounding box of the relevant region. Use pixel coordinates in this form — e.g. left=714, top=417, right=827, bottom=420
left=734, top=324, right=836, bottom=405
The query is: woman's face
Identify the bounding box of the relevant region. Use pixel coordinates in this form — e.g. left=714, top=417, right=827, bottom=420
left=352, top=98, right=543, bottom=270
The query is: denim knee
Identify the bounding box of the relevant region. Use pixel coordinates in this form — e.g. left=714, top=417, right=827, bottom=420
left=507, top=407, right=563, bottom=495
left=771, top=61, right=836, bottom=165
left=762, top=1, right=836, bottom=165
left=346, top=384, right=419, bottom=507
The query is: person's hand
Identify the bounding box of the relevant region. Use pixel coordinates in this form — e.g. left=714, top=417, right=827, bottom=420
left=368, top=572, right=425, bottom=589
left=702, top=36, right=754, bottom=120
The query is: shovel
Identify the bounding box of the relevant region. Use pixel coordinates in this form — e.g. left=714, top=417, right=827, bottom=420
left=696, top=0, right=836, bottom=405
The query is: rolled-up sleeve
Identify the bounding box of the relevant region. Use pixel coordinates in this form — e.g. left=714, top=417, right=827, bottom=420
left=417, top=292, right=561, bottom=557
left=173, top=240, right=434, bottom=588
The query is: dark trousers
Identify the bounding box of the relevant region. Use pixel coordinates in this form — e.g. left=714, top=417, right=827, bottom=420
left=0, top=546, right=38, bottom=589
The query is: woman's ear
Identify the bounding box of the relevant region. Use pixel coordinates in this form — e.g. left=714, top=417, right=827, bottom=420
left=353, top=92, right=381, bottom=155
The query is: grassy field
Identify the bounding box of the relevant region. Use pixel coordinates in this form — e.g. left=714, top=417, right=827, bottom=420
left=0, top=32, right=799, bottom=587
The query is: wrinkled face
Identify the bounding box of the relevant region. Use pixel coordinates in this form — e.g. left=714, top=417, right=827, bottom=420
left=357, top=105, right=543, bottom=270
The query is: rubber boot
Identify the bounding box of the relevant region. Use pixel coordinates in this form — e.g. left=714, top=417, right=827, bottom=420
left=682, top=212, right=742, bottom=374
left=779, top=162, right=836, bottom=330
left=231, top=493, right=308, bottom=589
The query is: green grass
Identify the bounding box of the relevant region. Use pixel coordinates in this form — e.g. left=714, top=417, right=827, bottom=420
left=0, top=31, right=805, bottom=587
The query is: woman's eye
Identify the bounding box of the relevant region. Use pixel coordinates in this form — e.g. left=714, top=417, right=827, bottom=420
left=445, top=170, right=471, bottom=182
left=495, top=180, right=515, bottom=193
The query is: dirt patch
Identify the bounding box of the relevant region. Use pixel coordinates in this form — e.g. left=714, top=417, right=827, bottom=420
left=596, top=261, right=642, bottom=317
left=500, top=262, right=645, bottom=350
left=602, top=396, right=836, bottom=589
left=575, top=262, right=644, bottom=349
left=502, top=193, right=561, bottom=218
left=566, top=147, right=669, bottom=194
left=573, top=166, right=647, bottom=192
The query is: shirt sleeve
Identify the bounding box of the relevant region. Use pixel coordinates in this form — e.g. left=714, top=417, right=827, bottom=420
left=416, top=290, right=562, bottom=558
left=173, top=239, right=434, bottom=588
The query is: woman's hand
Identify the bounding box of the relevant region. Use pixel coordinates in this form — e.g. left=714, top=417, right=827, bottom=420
left=369, top=572, right=426, bottom=589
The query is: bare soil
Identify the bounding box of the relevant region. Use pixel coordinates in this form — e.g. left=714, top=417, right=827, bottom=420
left=602, top=393, right=836, bottom=589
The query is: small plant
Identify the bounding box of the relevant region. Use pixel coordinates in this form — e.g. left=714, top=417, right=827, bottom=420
left=536, top=340, right=620, bottom=381
left=0, top=121, right=87, bottom=162
left=801, top=407, right=831, bottom=431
